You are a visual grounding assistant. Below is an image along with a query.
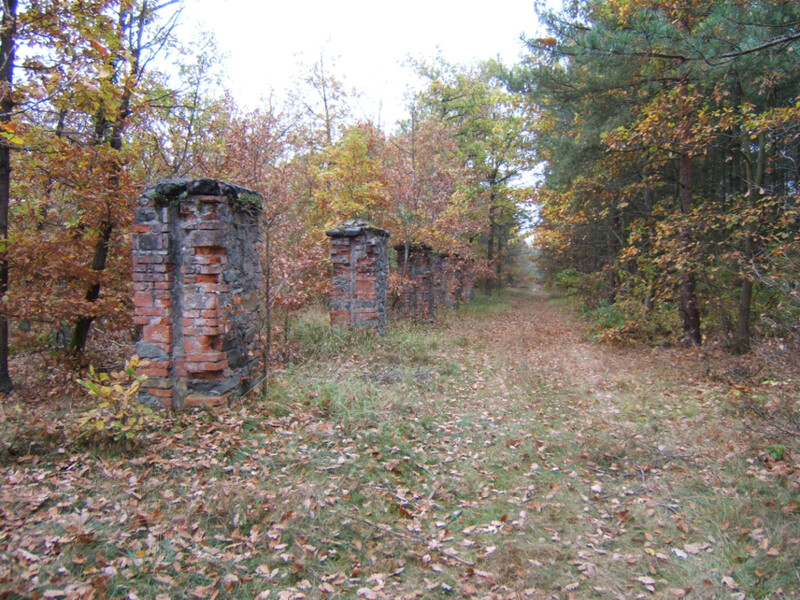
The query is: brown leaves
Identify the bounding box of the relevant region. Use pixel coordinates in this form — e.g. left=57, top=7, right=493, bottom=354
left=2, top=287, right=799, bottom=600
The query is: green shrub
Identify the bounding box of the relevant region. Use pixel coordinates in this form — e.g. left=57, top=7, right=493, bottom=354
left=587, top=299, right=680, bottom=346
left=75, top=356, right=162, bottom=443
left=553, top=268, right=610, bottom=309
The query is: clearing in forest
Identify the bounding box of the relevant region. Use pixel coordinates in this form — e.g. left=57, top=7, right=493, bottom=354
left=1, top=287, right=799, bottom=599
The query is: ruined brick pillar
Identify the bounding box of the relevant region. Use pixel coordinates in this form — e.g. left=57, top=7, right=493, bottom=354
left=132, top=178, right=264, bottom=408
left=438, top=254, right=461, bottom=309
left=459, top=260, right=476, bottom=303
left=394, top=244, right=435, bottom=321
left=326, top=220, right=390, bottom=334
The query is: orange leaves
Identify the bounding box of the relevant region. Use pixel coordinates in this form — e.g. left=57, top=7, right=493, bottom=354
left=88, top=38, right=109, bottom=58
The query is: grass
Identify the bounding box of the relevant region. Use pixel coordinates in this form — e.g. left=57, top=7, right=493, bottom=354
left=1, top=286, right=800, bottom=599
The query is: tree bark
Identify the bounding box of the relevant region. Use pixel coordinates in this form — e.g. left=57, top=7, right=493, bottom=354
left=485, top=192, right=496, bottom=295
left=261, top=219, right=272, bottom=399
left=678, top=153, right=702, bottom=346
left=0, top=0, right=18, bottom=392
left=70, top=219, right=112, bottom=351
left=606, top=206, right=621, bottom=304
left=732, top=130, right=765, bottom=354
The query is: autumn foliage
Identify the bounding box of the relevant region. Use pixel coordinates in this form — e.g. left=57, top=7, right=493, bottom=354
left=0, top=3, right=537, bottom=395
left=526, top=0, right=800, bottom=350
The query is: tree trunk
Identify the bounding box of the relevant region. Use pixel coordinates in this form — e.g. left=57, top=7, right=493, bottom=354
left=732, top=130, right=765, bottom=354
left=678, top=153, right=702, bottom=346
left=485, top=193, right=496, bottom=295
left=606, top=206, right=621, bottom=304
left=733, top=275, right=753, bottom=354
left=495, top=225, right=504, bottom=289
left=0, top=0, right=18, bottom=392
left=70, top=219, right=112, bottom=351
left=70, top=2, right=148, bottom=353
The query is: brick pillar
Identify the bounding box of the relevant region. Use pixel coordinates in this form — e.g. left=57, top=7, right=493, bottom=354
left=133, top=178, right=264, bottom=408
left=394, top=244, right=435, bottom=321
left=439, top=254, right=461, bottom=309
left=458, top=259, right=476, bottom=303
left=326, top=220, right=390, bottom=334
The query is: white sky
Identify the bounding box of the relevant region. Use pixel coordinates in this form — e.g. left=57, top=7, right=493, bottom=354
left=183, top=0, right=555, bottom=128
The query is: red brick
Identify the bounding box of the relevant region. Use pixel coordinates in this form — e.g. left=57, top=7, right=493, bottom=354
left=194, top=273, right=218, bottom=283
left=146, top=388, right=173, bottom=399
left=188, top=370, right=223, bottom=380
left=197, top=327, right=223, bottom=336
left=196, top=246, right=226, bottom=255
left=142, top=366, right=170, bottom=377
left=133, top=291, right=153, bottom=308
left=184, top=394, right=228, bottom=408
left=143, top=325, right=172, bottom=344
left=185, top=351, right=226, bottom=362
left=135, top=255, right=166, bottom=264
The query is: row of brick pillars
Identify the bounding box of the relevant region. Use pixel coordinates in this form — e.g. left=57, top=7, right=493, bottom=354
left=394, top=244, right=475, bottom=322
left=133, top=182, right=476, bottom=406
left=325, top=234, right=476, bottom=333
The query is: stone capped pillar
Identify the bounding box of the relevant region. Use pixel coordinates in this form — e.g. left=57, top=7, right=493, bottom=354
left=394, top=244, right=435, bottom=321
left=132, top=178, right=264, bottom=408
left=326, top=220, right=390, bottom=334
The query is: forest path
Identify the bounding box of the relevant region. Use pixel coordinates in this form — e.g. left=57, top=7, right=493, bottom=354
left=2, top=285, right=797, bottom=600
left=393, top=284, right=797, bottom=598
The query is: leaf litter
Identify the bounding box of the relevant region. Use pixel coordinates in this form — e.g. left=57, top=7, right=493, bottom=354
left=1, top=286, right=799, bottom=599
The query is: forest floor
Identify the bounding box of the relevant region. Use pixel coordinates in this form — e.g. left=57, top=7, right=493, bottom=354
left=1, top=286, right=800, bottom=600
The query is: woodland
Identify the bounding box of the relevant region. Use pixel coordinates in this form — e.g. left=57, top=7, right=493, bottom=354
left=1, top=0, right=799, bottom=599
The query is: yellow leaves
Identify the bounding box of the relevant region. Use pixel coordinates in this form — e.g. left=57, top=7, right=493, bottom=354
left=0, top=122, right=23, bottom=146
left=314, top=123, right=390, bottom=226
left=75, top=355, right=159, bottom=442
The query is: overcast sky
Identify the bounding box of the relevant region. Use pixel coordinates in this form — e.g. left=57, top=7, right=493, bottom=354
left=183, top=0, right=554, bottom=128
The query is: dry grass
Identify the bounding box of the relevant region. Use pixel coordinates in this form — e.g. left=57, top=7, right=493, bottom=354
left=1, top=286, right=799, bottom=599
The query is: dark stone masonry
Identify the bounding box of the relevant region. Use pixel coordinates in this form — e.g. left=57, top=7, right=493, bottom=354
left=326, top=220, right=390, bottom=334
left=396, top=245, right=476, bottom=321
left=395, top=244, right=435, bottom=321
left=132, top=178, right=264, bottom=408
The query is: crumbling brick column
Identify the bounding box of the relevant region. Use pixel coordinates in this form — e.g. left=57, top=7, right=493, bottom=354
left=133, top=178, right=264, bottom=408
left=394, top=244, right=435, bottom=321
left=326, top=220, right=390, bottom=334
left=458, top=260, right=476, bottom=303
left=438, top=254, right=462, bottom=309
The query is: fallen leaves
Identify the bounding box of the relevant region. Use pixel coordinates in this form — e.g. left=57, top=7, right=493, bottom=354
left=1, top=289, right=798, bottom=600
